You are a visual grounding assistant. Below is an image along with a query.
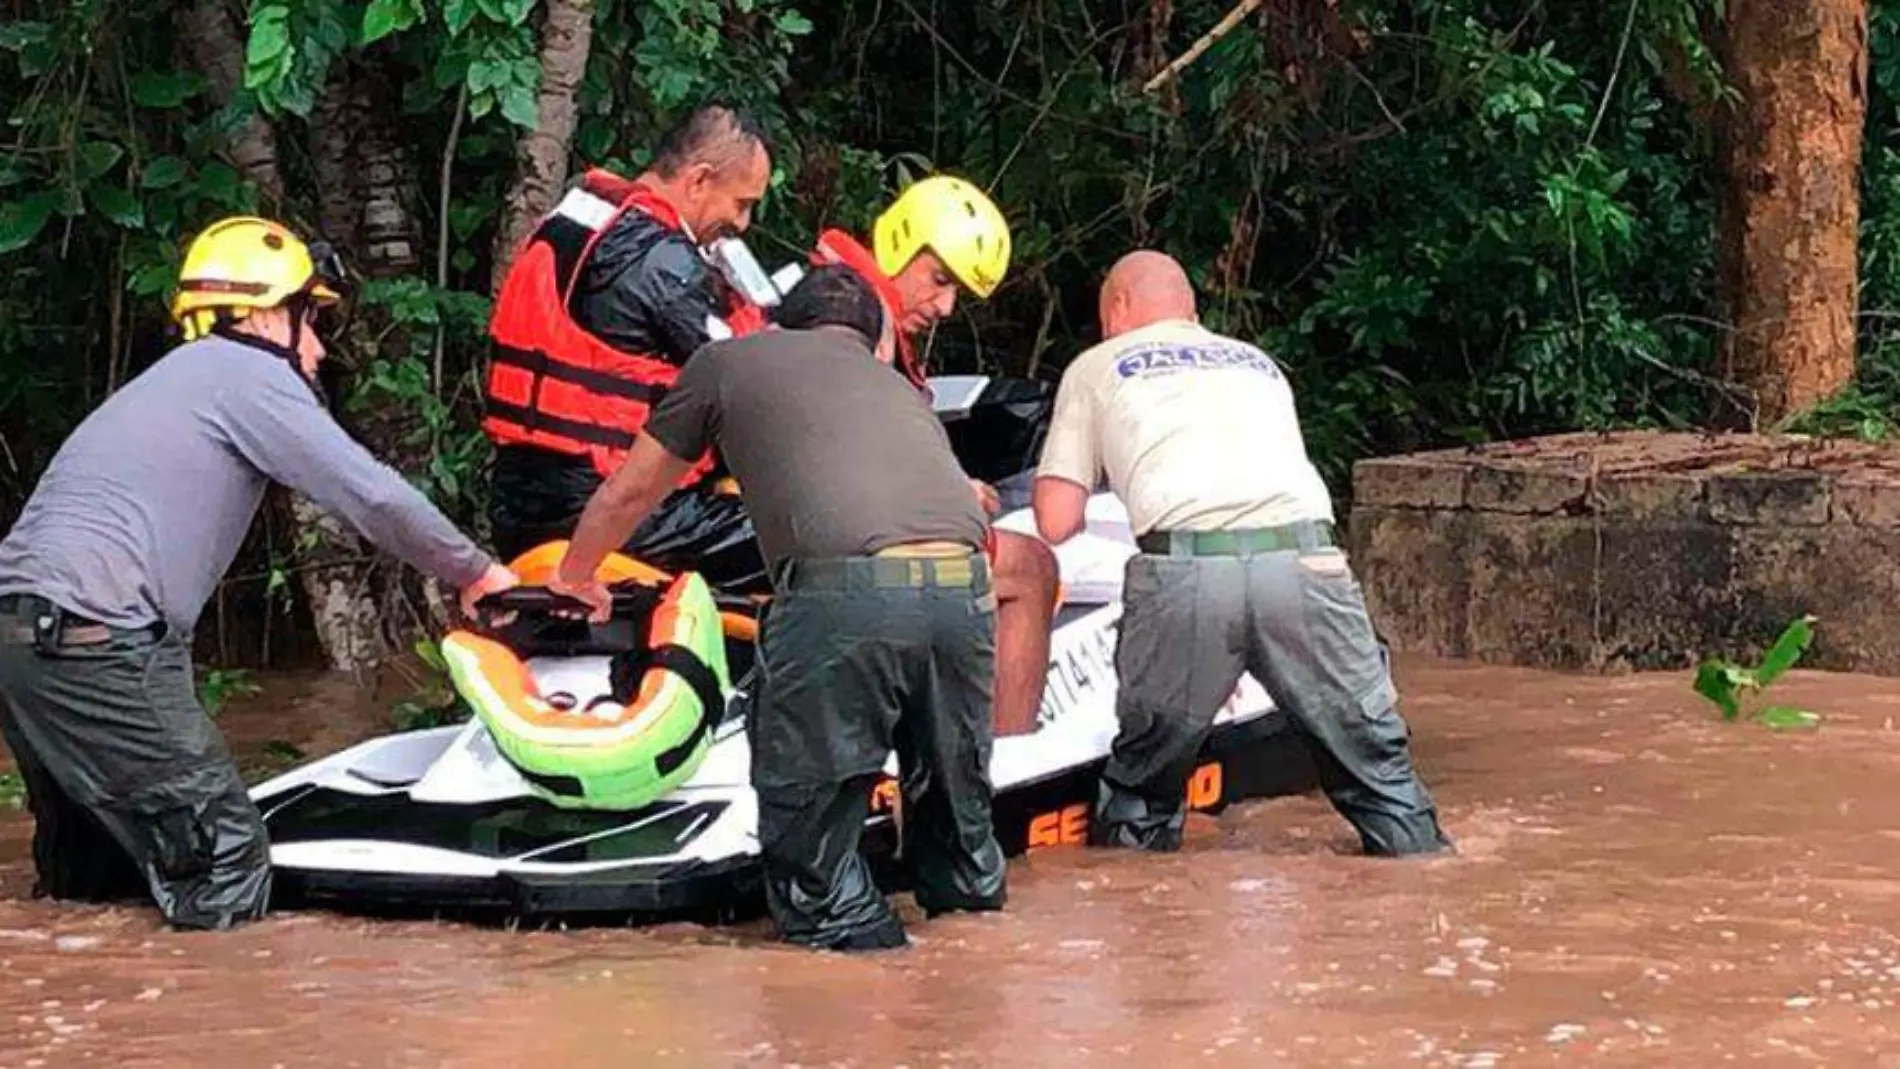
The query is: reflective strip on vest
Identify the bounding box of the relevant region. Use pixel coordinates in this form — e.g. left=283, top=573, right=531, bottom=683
left=551, top=186, right=618, bottom=232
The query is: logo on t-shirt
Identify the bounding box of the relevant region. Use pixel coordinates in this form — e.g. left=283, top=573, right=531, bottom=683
left=1113, top=340, right=1282, bottom=380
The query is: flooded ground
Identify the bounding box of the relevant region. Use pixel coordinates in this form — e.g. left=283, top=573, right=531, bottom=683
left=3, top=656, right=1900, bottom=1067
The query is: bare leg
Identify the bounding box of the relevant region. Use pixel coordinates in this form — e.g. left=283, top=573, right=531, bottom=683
left=988, top=529, right=1059, bottom=737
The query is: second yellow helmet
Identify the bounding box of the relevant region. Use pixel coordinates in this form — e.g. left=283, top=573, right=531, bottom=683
left=872, top=174, right=1012, bottom=299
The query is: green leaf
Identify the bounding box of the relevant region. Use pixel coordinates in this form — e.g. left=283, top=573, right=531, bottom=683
left=0, top=21, right=50, bottom=51
left=89, top=185, right=145, bottom=229
left=128, top=260, right=177, bottom=297
left=263, top=740, right=306, bottom=762
left=444, top=0, right=480, bottom=35
left=130, top=70, right=206, bottom=109
left=476, top=0, right=535, bottom=23
left=775, top=9, right=814, bottom=35
left=0, top=193, right=57, bottom=255
left=76, top=141, right=125, bottom=183
left=1757, top=706, right=1821, bottom=730
left=1753, top=615, right=1816, bottom=689
left=140, top=156, right=189, bottom=190
left=362, top=0, right=421, bottom=44
left=467, top=57, right=504, bottom=94
left=1693, top=660, right=1749, bottom=722
left=246, top=5, right=292, bottom=71
left=576, top=118, right=615, bottom=161
left=499, top=81, right=538, bottom=129
left=197, top=160, right=244, bottom=206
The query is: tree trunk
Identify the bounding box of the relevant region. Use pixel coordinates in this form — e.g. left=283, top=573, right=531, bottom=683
left=354, top=59, right=425, bottom=278
left=492, top=0, right=597, bottom=290
left=297, top=57, right=442, bottom=676
left=180, top=0, right=386, bottom=676
left=310, top=73, right=363, bottom=248
left=1714, top=0, right=1869, bottom=428
left=179, top=0, right=284, bottom=205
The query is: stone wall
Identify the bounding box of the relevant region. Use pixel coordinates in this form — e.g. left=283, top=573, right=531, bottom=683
left=1347, top=431, right=1900, bottom=675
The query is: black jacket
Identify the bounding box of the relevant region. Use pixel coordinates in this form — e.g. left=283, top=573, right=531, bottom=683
left=565, top=207, right=729, bottom=366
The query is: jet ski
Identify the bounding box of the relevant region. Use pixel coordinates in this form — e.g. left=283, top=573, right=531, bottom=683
left=248, top=373, right=1318, bottom=921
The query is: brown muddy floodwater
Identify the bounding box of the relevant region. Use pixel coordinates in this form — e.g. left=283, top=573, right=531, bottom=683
left=3, top=657, right=1900, bottom=1068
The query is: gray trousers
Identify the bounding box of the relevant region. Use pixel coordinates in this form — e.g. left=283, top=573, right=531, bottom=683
left=751, top=554, right=1008, bottom=951
left=0, top=594, right=271, bottom=929
left=1097, top=542, right=1451, bottom=856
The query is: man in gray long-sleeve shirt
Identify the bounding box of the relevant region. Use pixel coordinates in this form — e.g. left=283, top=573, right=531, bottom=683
left=0, top=216, right=517, bottom=930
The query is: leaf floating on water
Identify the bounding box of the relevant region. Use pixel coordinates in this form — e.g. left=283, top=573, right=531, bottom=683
left=1758, top=706, right=1821, bottom=730
left=1693, top=660, right=1748, bottom=721
left=1693, top=616, right=1821, bottom=729
left=1754, top=615, right=1817, bottom=689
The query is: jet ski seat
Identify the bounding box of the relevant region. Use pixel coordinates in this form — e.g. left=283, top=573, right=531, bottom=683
left=439, top=552, right=735, bottom=812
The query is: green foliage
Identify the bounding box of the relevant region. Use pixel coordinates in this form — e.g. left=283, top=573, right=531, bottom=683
left=245, top=0, right=353, bottom=117
left=0, top=0, right=1894, bottom=671
left=390, top=637, right=472, bottom=731
left=198, top=666, right=264, bottom=719
left=0, top=771, right=23, bottom=810
left=238, top=739, right=308, bottom=784
left=1693, top=616, right=1822, bottom=730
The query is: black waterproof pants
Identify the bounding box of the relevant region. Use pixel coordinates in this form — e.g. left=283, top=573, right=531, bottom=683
left=1095, top=527, right=1453, bottom=857
left=0, top=594, right=272, bottom=930
left=489, top=445, right=769, bottom=595
left=750, top=553, right=1007, bottom=951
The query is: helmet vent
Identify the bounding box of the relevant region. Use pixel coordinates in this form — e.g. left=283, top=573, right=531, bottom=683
left=263, top=233, right=284, bottom=250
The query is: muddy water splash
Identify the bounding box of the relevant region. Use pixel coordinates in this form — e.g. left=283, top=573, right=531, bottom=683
left=5, top=658, right=1900, bottom=1067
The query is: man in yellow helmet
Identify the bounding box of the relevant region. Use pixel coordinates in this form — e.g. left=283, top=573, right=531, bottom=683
left=811, top=175, right=1062, bottom=740
left=0, top=216, right=518, bottom=930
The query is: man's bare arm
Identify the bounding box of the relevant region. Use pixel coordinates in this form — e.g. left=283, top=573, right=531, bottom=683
left=557, top=435, right=694, bottom=586
left=1033, top=474, right=1090, bottom=545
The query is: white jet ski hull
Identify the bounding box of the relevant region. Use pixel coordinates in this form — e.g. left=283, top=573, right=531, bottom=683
left=249, top=375, right=1319, bottom=919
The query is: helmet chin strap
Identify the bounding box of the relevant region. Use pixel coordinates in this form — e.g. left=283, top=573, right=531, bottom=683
left=210, top=296, right=329, bottom=408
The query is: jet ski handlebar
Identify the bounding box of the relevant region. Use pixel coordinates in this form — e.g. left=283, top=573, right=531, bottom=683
left=473, top=584, right=654, bottom=618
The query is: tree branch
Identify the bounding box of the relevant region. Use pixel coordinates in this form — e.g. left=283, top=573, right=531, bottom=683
left=1143, top=0, right=1267, bottom=94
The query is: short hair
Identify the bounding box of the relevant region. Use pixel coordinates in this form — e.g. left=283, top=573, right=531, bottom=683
left=772, top=265, right=885, bottom=346
left=650, top=104, right=770, bottom=178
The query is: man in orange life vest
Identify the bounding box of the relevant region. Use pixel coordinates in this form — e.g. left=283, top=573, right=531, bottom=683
left=811, top=175, right=1061, bottom=738
left=483, top=104, right=774, bottom=592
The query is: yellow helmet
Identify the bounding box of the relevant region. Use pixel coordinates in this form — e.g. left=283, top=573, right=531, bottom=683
left=169, top=216, right=347, bottom=341
left=873, top=174, right=1012, bottom=299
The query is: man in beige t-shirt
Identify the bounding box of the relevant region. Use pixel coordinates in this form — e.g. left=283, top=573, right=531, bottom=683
left=1031, top=250, right=1450, bottom=857
left=1035, top=307, right=1334, bottom=540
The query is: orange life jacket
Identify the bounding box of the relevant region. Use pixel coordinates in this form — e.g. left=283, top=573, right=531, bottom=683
left=483, top=170, right=765, bottom=482
left=812, top=229, right=927, bottom=392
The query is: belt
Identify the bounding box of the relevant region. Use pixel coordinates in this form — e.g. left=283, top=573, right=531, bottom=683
left=873, top=541, right=972, bottom=559
left=778, top=551, right=990, bottom=592
left=1136, top=521, right=1337, bottom=558
left=0, top=593, right=159, bottom=649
